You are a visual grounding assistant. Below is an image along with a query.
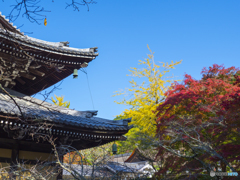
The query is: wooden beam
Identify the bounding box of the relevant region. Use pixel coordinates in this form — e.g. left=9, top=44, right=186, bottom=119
left=0, top=157, right=56, bottom=166
left=0, top=157, right=11, bottom=163
left=20, top=73, right=36, bottom=80
left=29, top=65, right=41, bottom=69
left=0, top=138, right=53, bottom=153
left=11, top=142, right=19, bottom=165
left=10, top=81, right=16, bottom=86
left=8, top=81, right=16, bottom=88
left=2, top=77, right=12, bottom=81
left=29, top=69, right=45, bottom=77
left=16, top=77, right=26, bottom=85
left=10, top=141, right=19, bottom=179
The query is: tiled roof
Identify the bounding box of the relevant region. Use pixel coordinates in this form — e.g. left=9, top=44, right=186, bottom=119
left=0, top=29, right=98, bottom=58
left=63, top=164, right=112, bottom=177
left=111, top=153, right=132, bottom=163
left=0, top=12, right=98, bottom=57
left=0, top=12, right=23, bottom=35
left=0, top=89, right=131, bottom=131
left=0, top=12, right=99, bottom=95
left=63, top=162, right=154, bottom=177
left=106, top=162, right=137, bottom=173
left=106, top=162, right=155, bottom=176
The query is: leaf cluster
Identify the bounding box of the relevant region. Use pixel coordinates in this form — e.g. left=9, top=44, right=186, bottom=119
left=114, top=45, right=182, bottom=153
left=155, top=64, right=240, bottom=177
left=51, top=95, right=70, bottom=108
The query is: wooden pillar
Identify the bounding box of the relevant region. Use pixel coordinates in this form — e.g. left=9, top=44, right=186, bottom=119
left=10, top=142, right=19, bottom=179
left=56, top=155, right=63, bottom=180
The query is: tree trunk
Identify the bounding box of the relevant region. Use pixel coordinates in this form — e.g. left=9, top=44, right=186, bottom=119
left=221, top=161, right=226, bottom=172
left=56, top=155, right=63, bottom=180
left=10, top=142, right=19, bottom=180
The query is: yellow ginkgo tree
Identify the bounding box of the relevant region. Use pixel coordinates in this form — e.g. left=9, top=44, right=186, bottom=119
left=114, top=45, right=182, bottom=152
left=51, top=95, right=70, bottom=108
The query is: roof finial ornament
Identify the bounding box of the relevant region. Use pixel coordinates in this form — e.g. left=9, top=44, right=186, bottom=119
left=60, top=41, right=69, bottom=47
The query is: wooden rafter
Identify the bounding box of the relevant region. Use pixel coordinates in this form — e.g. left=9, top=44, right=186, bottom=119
left=29, top=69, right=45, bottom=77
left=19, top=73, right=36, bottom=80
left=16, top=77, right=25, bottom=85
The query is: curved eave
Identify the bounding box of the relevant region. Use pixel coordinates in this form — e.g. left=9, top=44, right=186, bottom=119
left=0, top=29, right=98, bottom=60
left=0, top=116, right=130, bottom=149
left=0, top=92, right=132, bottom=132
left=53, top=121, right=131, bottom=132
left=0, top=30, right=99, bottom=95
left=0, top=113, right=131, bottom=133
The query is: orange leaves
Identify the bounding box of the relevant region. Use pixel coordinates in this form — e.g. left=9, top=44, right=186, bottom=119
left=64, top=151, right=83, bottom=164
left=44, top=18, right=47, bottom=26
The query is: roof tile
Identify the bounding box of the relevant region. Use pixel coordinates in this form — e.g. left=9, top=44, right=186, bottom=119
left=0, top=91, right=131, bottom=132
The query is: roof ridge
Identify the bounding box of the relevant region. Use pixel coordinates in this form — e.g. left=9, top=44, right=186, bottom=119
left=17, top=95, right=98, bottom=118
left=2, top=89, right=102, bottom=119
left=2, top=88, right=67, bottom=113
left=0, top=92, right=131, bottom=131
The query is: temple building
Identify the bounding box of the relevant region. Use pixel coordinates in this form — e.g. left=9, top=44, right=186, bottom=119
left=0, top=12, right=131, bottom=179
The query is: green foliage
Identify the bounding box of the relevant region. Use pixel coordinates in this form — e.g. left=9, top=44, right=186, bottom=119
left=51, top=95, right=70, bottom=108
left=113, top=120, right=141, bottom=154
left=80, top=143, right=113, bottom=165
left=64, top=143, right=113, bottom=165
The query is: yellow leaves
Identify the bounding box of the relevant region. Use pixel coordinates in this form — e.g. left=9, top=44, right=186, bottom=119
left=161, top=134, right=171, bottom=141
left=51, top=97, right=57, bottom=104
left=112, top=91, right=125, bottom=97
left=114, top=45, right=182, bottom=136
left=129, top=79, right=137, bottom=86
left=138, top=60, right=146, bottom=65
left=162, top=60, right=182, bottom=69
left=148, top=54, right=153, bottom=59
left=142, top=70, right=150, bottom=78
left=51, top=95, right=70, bottom=108
left=147, top=44, right=152, bottom=53
left=146, top=58, right=150, bottom=66
left=44, top=17, right=47, bottom=26
left=117, top=102, right=159, bottom=136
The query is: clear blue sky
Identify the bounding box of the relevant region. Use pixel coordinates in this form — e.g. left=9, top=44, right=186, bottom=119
left=1, top=0, right=240, bottom=119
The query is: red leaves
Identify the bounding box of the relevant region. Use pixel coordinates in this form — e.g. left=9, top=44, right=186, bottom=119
left=201, top=64, right=239, bottom=82
left=155, top=64, right=240, bottom=177
left=209, top=144, right=240, bottom=161
left=157, top=64, right=240, bottom=121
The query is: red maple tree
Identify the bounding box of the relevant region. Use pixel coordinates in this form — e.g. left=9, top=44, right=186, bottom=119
left=154, top=64, right=240, bottom=179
